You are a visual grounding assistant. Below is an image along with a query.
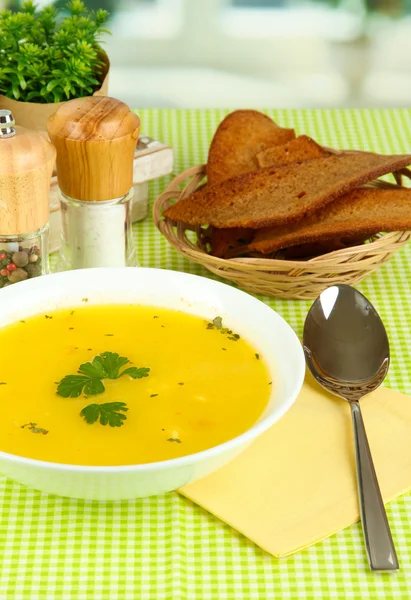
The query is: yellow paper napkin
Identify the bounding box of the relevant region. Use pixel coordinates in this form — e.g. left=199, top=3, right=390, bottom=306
left=180, top=374, right=411, bottom=557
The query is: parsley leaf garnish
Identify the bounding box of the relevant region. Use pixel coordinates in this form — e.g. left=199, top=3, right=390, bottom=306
left=212, top=316, right=222, bottom=329
left=56, top=352, right=150, bottom=398
left=79, top=356, right=110, bottom=379
left=207, top=316, right=222, bottom=330
left=206, top=317, right=240, bottom=341
left=80, top=402, right=128, bottom=427
left=119, top=367, right=151, bottom=379
left=57, top=375, right=105, bottom=397
left=95, top=352, right=129, bottom=379
left=21, top=422, right=48, bottom=435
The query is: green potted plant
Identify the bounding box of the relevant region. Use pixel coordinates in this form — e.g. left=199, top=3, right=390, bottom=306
left=0, top=0, right=110, bottom=131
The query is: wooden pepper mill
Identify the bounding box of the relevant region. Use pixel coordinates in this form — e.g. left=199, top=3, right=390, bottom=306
left=47, top=96, right=140, bottom=270
left=0, top=109, right=56, bottom=288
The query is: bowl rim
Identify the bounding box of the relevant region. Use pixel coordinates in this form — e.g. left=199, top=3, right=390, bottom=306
left=0, top=267, right=306, bottom=474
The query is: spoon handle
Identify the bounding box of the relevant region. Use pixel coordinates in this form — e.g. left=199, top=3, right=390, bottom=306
left=350, top=401, right=399, bottom=571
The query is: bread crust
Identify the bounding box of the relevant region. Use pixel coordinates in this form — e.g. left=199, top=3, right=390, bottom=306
left=249, top=187, right=411, bottom=254
left=164, top=152, right=411, bottom=229
left=207, top=110, right=295, bottom=186
left=256, top=135, right=330, bottom=168
left=209, top=227, right=254, bottom=258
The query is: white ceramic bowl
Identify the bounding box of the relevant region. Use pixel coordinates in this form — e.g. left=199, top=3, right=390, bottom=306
left=0, top=268, right=305, bottom=500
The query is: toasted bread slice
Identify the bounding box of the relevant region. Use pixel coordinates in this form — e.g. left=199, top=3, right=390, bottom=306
left=220, top=236, right=373, bottom=259
left=249, top=187, right=411, bottom=254
left=256, top=135, right=330, bottom=168
left=273, top=236, right=375, bottom=259
left=210, top=227, right=254, bottom=258
left=164, top=152, right=411, bottom=229
left=207, top=110, right=295, bottom=186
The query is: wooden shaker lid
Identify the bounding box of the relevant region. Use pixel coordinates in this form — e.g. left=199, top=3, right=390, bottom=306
left=0, top=111, right=56, bottom=236
left=47, top=96, right=140, bottom=201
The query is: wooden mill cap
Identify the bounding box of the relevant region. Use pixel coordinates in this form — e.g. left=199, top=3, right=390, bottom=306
left=47, top=96, right=140, bottom=201
left=0, top=110, right=56, bottom=236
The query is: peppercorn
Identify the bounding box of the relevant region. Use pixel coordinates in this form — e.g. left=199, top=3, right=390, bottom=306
left=12, top=251, right=29, bottom=267
left=8, top=268, right=28, bottom=283
left=26, top=263, right=41, bottom=278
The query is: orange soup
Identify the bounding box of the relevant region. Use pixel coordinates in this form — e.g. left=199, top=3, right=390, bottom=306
left=0, top=305, right=271, bottom=465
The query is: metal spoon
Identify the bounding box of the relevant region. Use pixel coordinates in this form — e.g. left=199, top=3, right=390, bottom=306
left=303, top=284, right=399, bottom=572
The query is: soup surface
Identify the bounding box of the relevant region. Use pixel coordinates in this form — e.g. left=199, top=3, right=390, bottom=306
left=0, top=305, right=271, bottom=466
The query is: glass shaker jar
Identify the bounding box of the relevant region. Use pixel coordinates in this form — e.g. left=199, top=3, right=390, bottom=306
left=0, top=110, right=56, bottom=288
left=47, top=97, right=140, bottom=270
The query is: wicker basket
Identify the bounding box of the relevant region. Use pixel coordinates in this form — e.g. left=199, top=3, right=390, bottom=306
left=153, top=164, right=411, bottom=300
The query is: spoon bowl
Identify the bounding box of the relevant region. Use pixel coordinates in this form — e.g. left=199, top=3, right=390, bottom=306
left=303, top=284, right=399, bottom=572
left=304, top=284, right=390, bottom=401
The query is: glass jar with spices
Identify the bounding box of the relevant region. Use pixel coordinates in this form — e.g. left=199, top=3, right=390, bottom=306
left=0, top=110, right=56, bottom=288
left=47, top=97, right=140, bottom=270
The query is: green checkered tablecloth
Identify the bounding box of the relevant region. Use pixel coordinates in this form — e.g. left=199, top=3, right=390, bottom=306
left=1, top=109, right=411, bottom=599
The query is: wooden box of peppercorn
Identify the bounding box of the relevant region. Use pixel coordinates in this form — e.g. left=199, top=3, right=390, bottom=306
left=48, top=135, right=174, bottom=253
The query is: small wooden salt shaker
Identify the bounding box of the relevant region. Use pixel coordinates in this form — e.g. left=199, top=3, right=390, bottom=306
left=47, top=96, right=140, bottom=270
left=0, top=109, right=56, bottom=288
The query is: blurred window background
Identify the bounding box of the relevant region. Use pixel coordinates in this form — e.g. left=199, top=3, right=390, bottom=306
left=4, top=0, right=411, bottom=107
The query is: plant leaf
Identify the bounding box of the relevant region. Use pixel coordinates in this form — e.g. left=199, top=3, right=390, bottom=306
left=83, top=378, right=105, bottom=396
left=120, top=367, right=150, bottom=379
left=80, top=401, right=128, bottom=427
left=98, top=352, right=129, bottom=379
left=78, top=356, right=108, bottom=379
left=17, top=72, right=26, bottom=89
left=100, top=402, right=128, bottom=427
left=80, top=403, right=100, bottom=425
left=57, top=353, right=149, bottom=399
left=57, top=374, right=93, bottom=398
left=57, top=374, right=105, bottom=397
left=213, top=316, right=223, bottom=330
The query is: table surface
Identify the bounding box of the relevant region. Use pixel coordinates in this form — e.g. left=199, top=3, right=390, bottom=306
left=1, top=108, right=411, bottom=599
